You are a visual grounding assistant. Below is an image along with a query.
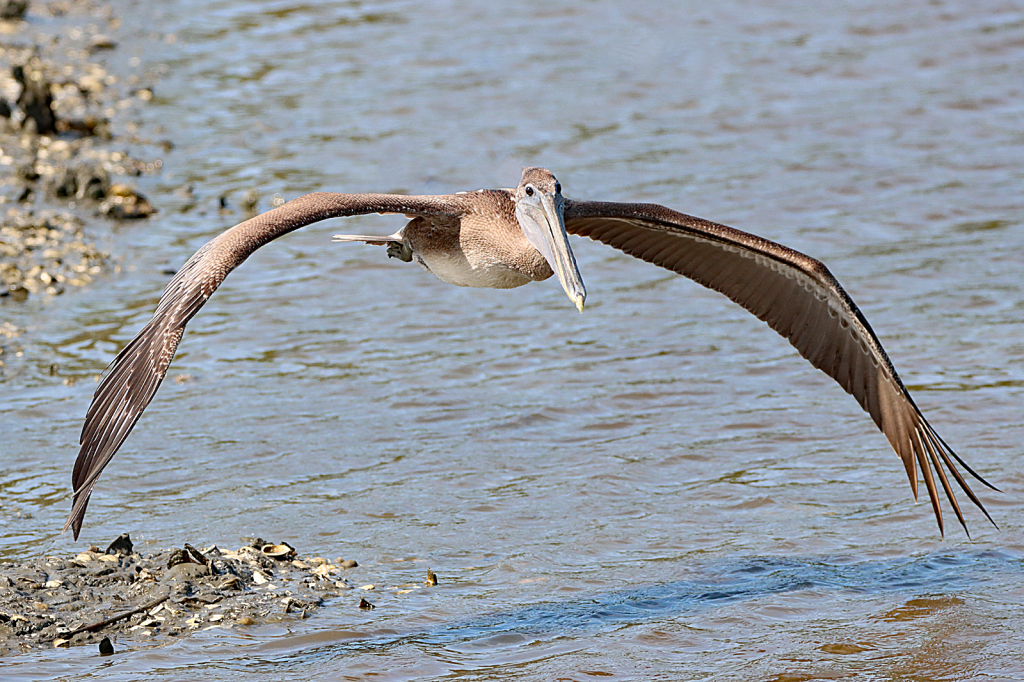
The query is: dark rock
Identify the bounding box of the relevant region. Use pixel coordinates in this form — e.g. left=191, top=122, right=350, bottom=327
left=166, top=546, right=207, bottom=569
left=13, top=63, right=57, bottom=136
left=17, top=163, right=39, bottom=182
left=77, top=164, right=110, bottom=200
left=0, top=99, right=11, bottom=118
left=98, top=636, right=113, bottom=655
left=0, top=0, right=28, bottom=20
left=105, top=533, right=133, bottom=557
left=48, top=166, right=78, bottom=198
left=358, top=597, right=375, bottom=610
left=88, top=35, right=116, bottom=52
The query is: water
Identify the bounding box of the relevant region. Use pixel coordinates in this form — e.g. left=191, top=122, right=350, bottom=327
left=3, top=0, right=1024, bottom=678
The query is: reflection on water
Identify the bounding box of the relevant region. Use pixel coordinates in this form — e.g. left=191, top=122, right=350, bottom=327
left=2, top=0, right=1023, bottom=678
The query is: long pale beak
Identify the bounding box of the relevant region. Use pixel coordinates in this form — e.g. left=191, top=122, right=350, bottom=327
left=518, top=193, right=587, bottom=312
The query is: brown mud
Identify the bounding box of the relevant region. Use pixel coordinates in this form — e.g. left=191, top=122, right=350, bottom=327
left=0, top=533, right=370, bottom=656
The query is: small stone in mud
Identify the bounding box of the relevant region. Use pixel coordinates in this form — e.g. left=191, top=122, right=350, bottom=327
left=425, top=569, right=437, bottom=587
left=5, top=285, right=29, bottom=302
left=358, top=597, right=375, bottom=610
left=218, top=576, right=242, bottom=591
left=167, top=562, right=210, bottom=582
left=99, top=185, right=155, bottom=220
left=98, top=636, right=114, bottom=655
left=337, top=559, right=358, bottom=569
left=240, top=189, right=259, bottom=216
left=88, top=35, right=117, bottom=52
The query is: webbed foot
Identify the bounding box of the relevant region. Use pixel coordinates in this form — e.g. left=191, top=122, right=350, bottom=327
left=387, top=241, right=413, bottom=262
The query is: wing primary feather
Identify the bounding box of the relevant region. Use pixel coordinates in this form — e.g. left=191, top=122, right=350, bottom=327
left=564, top=201, right=995, bottom=532
left=66, top=191, right=464, bottom=539
left=912, top=426, right=944, bottom=535
left=919, top=425, right=967, bottom=535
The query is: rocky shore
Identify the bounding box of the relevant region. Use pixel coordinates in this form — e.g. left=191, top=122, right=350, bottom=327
left=1, top=0, right=159, bottom=302
left=0, top=534, right=386, bottom=656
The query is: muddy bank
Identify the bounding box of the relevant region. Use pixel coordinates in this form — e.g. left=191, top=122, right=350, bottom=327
left=0, top=534, right=389, bottom=656
left=1, top=0, right=159, bottom=303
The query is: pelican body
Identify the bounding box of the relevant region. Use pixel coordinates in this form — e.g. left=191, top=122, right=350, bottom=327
left=65, top=168, right=996, bottom=540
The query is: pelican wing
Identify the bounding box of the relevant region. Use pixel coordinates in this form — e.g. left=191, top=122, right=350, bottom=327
left=564, top=199, right=995, bottom=534
left=66, top=192, right=464, bottom=539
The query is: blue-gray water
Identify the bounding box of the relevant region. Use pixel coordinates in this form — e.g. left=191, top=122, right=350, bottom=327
left=3, top=0, right=1024, bottom=679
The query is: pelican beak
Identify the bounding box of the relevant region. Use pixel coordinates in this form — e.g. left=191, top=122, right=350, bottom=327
left=517, top=191, right=587, bottom=312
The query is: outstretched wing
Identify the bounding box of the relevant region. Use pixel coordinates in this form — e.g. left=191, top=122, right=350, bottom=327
left=564, top=199, right=996, bottom=535
left=66, top=192, right=464, bottom=539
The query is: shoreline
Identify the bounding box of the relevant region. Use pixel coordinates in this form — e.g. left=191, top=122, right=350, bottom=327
left=0, top=0, right=158, bottom=312
left=0, top=533, right=377, bottom=656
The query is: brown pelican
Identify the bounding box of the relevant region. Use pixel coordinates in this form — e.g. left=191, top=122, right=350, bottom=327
left=65, top=167, right=996, bottom=540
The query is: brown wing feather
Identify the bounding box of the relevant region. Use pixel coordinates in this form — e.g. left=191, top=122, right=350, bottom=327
left=66, top=192, right=465, bottom=539
left=564, top=199, right=996, bottom=535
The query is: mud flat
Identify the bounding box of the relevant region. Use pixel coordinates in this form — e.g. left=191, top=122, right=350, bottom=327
left=1, top=0, right=159, bottom=303
left=0, top=534, right=374, bottom=656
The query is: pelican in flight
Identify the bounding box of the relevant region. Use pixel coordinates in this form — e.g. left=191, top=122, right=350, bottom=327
left=66, top=167, right=996, bottom=540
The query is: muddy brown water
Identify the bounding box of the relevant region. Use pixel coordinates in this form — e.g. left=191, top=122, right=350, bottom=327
left=3, top=0, right=1024, bottom=679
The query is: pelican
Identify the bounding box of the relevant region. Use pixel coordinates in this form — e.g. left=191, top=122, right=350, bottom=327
left=65, top=167, right=996, bottom=540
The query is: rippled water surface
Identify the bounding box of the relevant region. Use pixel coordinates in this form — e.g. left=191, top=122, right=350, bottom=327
left=3, top=0, right=1024, bottom=679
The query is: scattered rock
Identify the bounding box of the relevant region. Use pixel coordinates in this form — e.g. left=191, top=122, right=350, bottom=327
left=99, top=184, right=154, bottom=220
left=0, top=0, right=28, bottom=21
left=358, top=597, right=375, bottom=610
left=0, top=534, right=367, bottom=655
left=105, top=533, right=134, bottom=557
left=0, top=209, right=107, bottom=298
left=13, top=62, right=56, bottom=135
left=0, top=0, right=163, bottom=334
left=425, top=569, right=437, bottom=587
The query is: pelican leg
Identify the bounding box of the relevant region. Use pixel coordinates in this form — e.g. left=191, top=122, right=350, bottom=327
left=387, top=241, right=413, bottom=262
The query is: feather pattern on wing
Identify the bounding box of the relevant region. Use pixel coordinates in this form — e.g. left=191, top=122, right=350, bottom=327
left=564, top=199, right=996, bottom=535
left=65, top=192, right=465, bottom=539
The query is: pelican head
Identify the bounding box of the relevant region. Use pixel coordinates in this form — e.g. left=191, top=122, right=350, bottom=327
left=514, top=167, right=587, bottom=312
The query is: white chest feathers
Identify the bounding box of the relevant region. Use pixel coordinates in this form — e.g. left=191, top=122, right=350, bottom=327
left=414, top=250, right=535, bottom=289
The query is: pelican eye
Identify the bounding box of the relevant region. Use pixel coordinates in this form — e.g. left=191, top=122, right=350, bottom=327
left=525, top=186, right=534, bottom=196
